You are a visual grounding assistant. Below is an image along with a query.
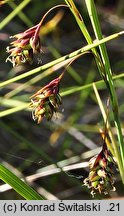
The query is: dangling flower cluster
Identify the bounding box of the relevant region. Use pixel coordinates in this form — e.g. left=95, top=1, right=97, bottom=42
left=83, top=142, right=117, bottom=197
left=29, top=76, right=62, bottom=124
left=6, top=22, right=42, bottom=67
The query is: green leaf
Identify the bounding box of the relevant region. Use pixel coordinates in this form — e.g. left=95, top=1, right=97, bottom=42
left=85, top=0, right=124, bottom=183
left=0, top=31, right=123, bottom=88
left=0, top=164, right=43, bottom=200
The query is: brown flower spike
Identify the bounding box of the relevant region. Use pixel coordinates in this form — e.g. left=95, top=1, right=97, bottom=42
left=30, top=75, right=62, bottom=124
left=83, top=141, right=117, bottom=197
left=6, top=4, right=66, bottom=67
left=6, top=23, right=42, bottom=67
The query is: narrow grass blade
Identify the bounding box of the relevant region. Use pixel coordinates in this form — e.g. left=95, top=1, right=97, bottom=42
left=1, top=31, right=123, bottom=88
left=85, top=0, right=124, bottom=182
left=93, top=83, right=124, bottom=181
left=8, top=1, right=33, bottom=27
left=1, top=72, right=124, bottom=117
left=0, top=0, right=31, bottom=30
left=0, top=164, right=43, bottom=200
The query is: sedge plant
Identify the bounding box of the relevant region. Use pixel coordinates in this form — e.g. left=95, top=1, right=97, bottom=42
left=0, top=0, right=124, bottom=198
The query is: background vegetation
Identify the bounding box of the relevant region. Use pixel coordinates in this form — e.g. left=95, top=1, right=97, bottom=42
left=0, top=0, right=124, bottom=199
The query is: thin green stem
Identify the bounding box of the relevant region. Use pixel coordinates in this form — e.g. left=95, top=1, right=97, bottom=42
left=48, top=46, right=82, bottom=84
left=1, top=31, right=123, bottom=88
left=8, top=1, right=33, bottom=27
left=64, top=0, right=92, bottom=43
left=64, top=0, right=104, bottom=78
left=85, top=0, right=124, bottom=183
left=0, top=0, right=31, bottom=30
left=1, top=72, right=124, bottom=117
left=93, top=83, right=124, bottom=181
left=0, top=104, right=29, bottom=118
left=61, top=72, right=124, bottom=96
left=4, top=48, right=82, bottom=99
left=38, top=4, right=68, bottom=28
left=0, top=164, right=43, bottom=200
left=4, top=61, right=68, bottom=99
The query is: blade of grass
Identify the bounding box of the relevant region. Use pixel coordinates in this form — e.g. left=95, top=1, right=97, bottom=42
left=66, top=68, right=96, bottom=125
left=1, top=31, right=124, bottom=88
left=8, top=1, right=33, bottom=27
left=0, top=164, right=43, bottom=200
left=85, top=0, right=124, bottom=182
left=93, top=83, right=115, bottom=155
left=0, top=97, right=28, bottom=108
left=0, top=103, right=29, bottom=117
left=64, top=0, right=105, bottom=78
left=93, top=84, right=124, bottom=182
left=0, top=72, right=124, bottom=117
left=48, top=46, right=83, bottom=84
left=4, top=56, right=76, bottom=99
left=0, top=0, right=31, bottom=30
left=61, top=72, right=124, bottom=96
left=64, top=0, right=92, bottom=43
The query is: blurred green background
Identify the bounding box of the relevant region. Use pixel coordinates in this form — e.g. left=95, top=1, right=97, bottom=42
left=0, top=0, right=124, bottom=199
